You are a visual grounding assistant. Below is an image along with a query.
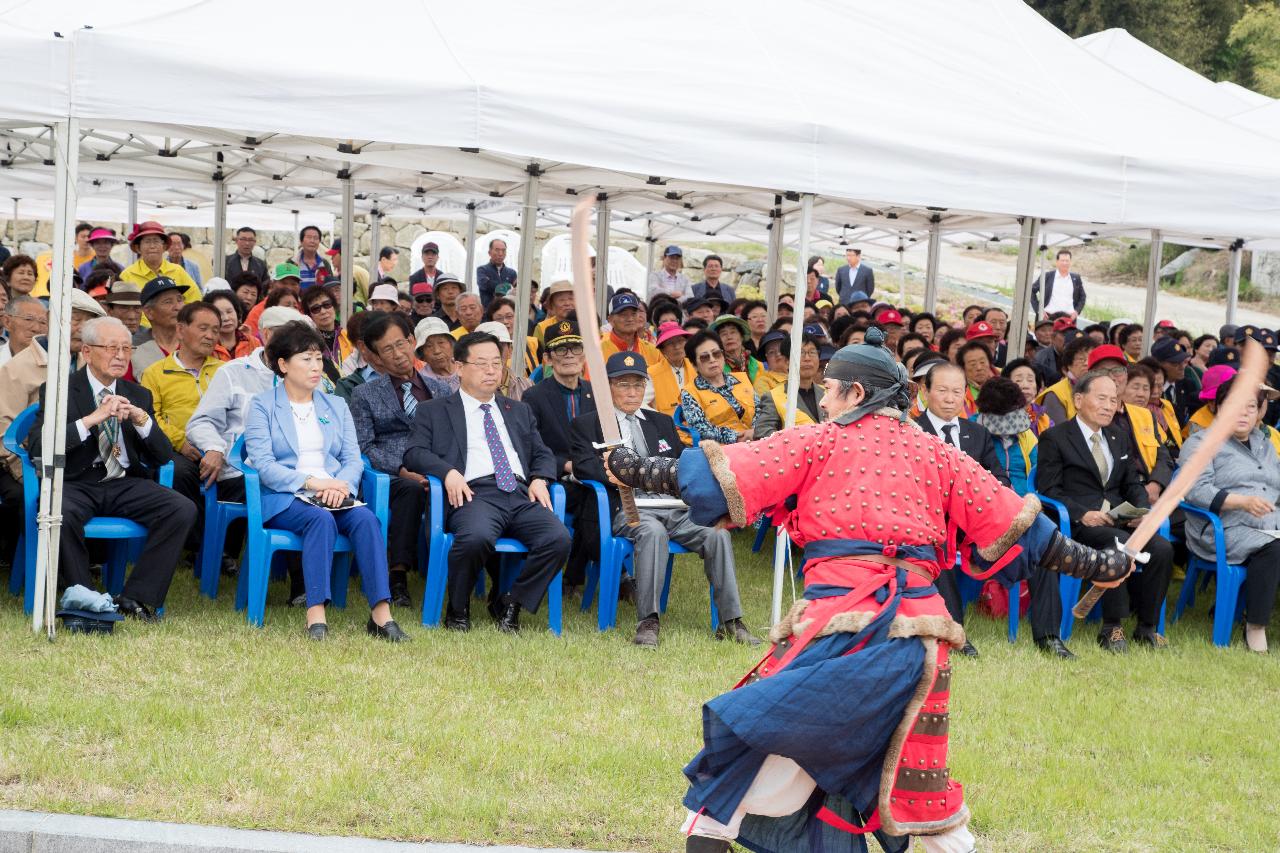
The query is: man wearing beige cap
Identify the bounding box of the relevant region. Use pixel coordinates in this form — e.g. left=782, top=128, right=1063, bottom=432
left=103, top=281, right=144, bottom=335
left=534, top=278, right=576, bottom=345
left=186, top=306, right=309, bottom=581
left=0, top=289, right=106, bottom=557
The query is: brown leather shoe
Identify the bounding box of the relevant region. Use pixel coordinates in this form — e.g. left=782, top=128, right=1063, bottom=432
left=634, top=616, right=660, bottom=647
left=716, top=618, right=761, bottom=646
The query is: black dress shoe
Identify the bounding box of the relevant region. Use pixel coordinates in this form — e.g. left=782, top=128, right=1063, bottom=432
left=220, top=556, right=239, bottom=577
left=715, top=618, right=762, bottom=646
left=563, top=583, right=583, bottom=601
left=367, top=618, right=410, bottom=642
left=1097, top=625, right=1128, bottom=653
left=444, top=612, right=471, bottom=632
left=306, top=622, right=328, bottom=641
left=958, top=640, right=979, bottom=657
left=1132, top=626, right=1169, bottom=649
left=494, top=601, right=521, bottom=633
left=115, top=596, right=161, bottom=623
left=388, top=580, right=412, bottom=609
left=618, top=576, right=637, bottom=605
left=1035, top=636, right=1076, bottom=659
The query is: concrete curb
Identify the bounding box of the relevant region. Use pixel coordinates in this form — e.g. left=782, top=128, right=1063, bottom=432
left=0, top=811, right=621, bottom=853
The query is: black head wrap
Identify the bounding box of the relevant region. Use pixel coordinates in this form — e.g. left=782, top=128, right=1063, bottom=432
left=822, top=327, right=911, bottom=423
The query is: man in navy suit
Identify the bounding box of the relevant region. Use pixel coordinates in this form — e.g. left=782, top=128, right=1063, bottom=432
left=30, top=316, right=196, bottom=621
left=834, top=247, right=875, bottom=304
left=402, top=331, right=569, bottom=632
left=350, top=311, right=453, bottom=608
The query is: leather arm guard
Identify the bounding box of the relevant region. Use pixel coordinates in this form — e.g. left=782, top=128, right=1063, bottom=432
left=1039, top=529, right=1131, bottom=582
left=604, top=446, right=681, bottom=498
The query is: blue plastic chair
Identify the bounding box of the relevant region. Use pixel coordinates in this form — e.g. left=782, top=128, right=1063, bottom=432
left=1174, top=502, right=1246, bottom=647
left=579, top=480, right=718, bottom=632
left=957, top=570, right=1023, bottom=643
left=197, top=476, right=249, bottom=599
left=421, top=475, right=566, bottom=634
left=231, top=437, right=390, bottom=627
left=4, top=402, right=174, bottom=613
left=672, top=406, right=700, bottom=447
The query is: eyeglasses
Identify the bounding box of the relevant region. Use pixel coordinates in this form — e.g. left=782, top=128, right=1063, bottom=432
left=10, top=313, right=47, bottom=325
left=551, top=345, right=584, bottom=357
left=377, top=338, right=414, bottom=357
left=461, top=359, right=504, bottom=372
left=697, top=349, right=724, bottom=364
left=1100, top=367, right=1128, bottom=378
left=307, top=301, right=334, bottom=314
left=87, top=344, right=133, bottom=356
left=414, top=295, right=435, bottom=303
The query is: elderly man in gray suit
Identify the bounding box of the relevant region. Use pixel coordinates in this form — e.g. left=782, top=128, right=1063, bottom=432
left=350, top=311, right=453, bottom=608
left=834, top=247, right=875, bottom=304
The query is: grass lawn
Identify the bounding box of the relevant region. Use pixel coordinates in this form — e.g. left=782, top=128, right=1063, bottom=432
left=1, top=532, right=1278, bottom=852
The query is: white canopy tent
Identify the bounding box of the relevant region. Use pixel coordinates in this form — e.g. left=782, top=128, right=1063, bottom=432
left=6, top=1, right=1280, bottom=634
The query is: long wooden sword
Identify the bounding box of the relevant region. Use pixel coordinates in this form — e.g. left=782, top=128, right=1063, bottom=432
left=570, top=195, right=640, bottom=525
left=1072, top=338, right=1268, bottom=619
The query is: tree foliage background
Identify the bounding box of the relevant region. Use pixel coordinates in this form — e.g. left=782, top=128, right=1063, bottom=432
left=1029, top=0, right=1280, bottom=97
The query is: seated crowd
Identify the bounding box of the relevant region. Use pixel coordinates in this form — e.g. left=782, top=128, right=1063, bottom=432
left=0, top=228, right=1277, bottom=657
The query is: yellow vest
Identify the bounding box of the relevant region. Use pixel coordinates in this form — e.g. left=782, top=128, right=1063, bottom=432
left=685, top=373, right=755, bottom=436
left=768, top=384, right=816, bottom=427
left=649, top=359, right=690, bottom=423
left=600, top=333, right=663, bottom=368
left=1036, top=377, right=1075, bottom=420
left=1267, top=425, right=1280, bottom=458
left=1183, top=405, right=1214, bottom=441
left=1122, top=403, right=1160, bottom=474
left=1152, top=399, right=1182, bottom=449
left=754, top=369, right=786, bottom=395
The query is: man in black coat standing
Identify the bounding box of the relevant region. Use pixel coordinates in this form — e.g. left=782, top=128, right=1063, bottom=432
left=30, top=316, right=196, bottom=620
left=1031, top=249, right=1086, bottom=321
left=834, top=246, right=875, bottom=304
left=402, top=331, right=570, bottom=632
left=1036, top=370, right=1174, bottom=653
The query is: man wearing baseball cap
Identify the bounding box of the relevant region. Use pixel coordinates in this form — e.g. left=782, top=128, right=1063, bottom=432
left=119, top=221, right=200, bottom=319
left=601, top=291, right=662, bottom=367
left=431, top=273, right=465, bottom=330
left=410, top=242, right=449, bottom=289
left=103, top=282, right=144, bottom=336
left=965, top=319, right=998, bottom=357
left=534, top=279, right=576, bottom=344
left=130, top=276, right=192, bottom=377
left=873, top=307, right=905, bottom=352
left=569, top=351, right=757, bottom=647
left=1151, top=336, right=1198, bottom=424
left=325, top=238, right=369, bottom=303
left=0, top=291, right=105, bottom=548
left=647, top=245, right=693, bottom=302
left=476, top=239, right=516, bottom=308
left=409, top=280, right=436, bottom=320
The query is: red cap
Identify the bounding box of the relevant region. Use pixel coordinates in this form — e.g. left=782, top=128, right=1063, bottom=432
left=965, top=320, right=996, bottom=340
left=1087, top=344, right=1127, bottom=369
left=875, top=308, right=904, bottom=326
left=1156, top=319, right=1176, bottom=329
left=410, top=281, right=434, bottom=297
left=1052, top=316, right=1076, bottom=332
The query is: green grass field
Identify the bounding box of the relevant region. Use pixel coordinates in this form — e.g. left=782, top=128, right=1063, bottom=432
left=1, top=534, right=1277, bottom=852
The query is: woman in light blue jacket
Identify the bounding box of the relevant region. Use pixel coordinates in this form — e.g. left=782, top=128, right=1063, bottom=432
left=244, top=321, right=406, bottom=642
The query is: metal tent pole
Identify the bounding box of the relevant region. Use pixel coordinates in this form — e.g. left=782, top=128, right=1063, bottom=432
left=10, top=198, right=18, bottom=243
left=211, top=174, right=226, bottom=280
left=644, top=219, right=657, bottom=275
left=126, top=182, right=137, bottom=236
left=923, top=218, right=941, bottom=313
left=897, top=235, right=906, bottom=305
left=340, top=167, right=354, bottom=327
left=33, top=119, right=80, bottom=638
left=368, top=207, right=382, bottom=287
left=464, top=202, right=478, bottom=293
left=765, top=198, right=783, bottom=324
left=1226, top=240, right=1243, bottom=326
left=1009, top=217, right=1039, bottom=343
left=1141, top=231, right=1163, bottom=358
left=772, top=192, right=813, bottom=627
left=511, top=164, right=541, bottom=379
left=595, top=194, right=611, bottom=323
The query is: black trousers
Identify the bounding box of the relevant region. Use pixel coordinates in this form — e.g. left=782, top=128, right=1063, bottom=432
left=60, top=474, right=197, bottom=606
left=562, top=480, right=598, bottom=586
left=0, top=467, right=23, bottom=565
left=1074, top=525, right=1174, bottom=629
left=387, top=475, right=428, bottom=572
left=445, top=478, right=570, bottom=615
left=935, top=563, right=1062, bottom=641
left=169, top=450, right=203, bottom=548
left=215, top=476, right=247, bottom=558
left=1244, top=539, right=1280, bottom=626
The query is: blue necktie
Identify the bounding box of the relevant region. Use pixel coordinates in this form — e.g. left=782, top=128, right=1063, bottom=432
left=480, top=403, right=517, bottom=492
left=401, top=381, right=417, bottom=419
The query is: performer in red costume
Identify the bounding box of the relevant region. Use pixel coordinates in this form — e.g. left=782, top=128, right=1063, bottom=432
left=604, top=328, right=1133, bottom=853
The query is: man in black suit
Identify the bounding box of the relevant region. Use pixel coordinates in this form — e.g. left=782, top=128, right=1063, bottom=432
left=1036, top=370, right=1174, bottom=652
left=30, top=316, right=197, bottom=620
left=402, top=331, right=570, bottom=632
left=570, top=353, right=757, bottom=647
left=1030, top=249, right=1086, bottom=320
left=350, top=311, right=453, bottom=608
left=224, top=226, right=270, bottom=287
left=834, top=247, right=875, bottom=304
left=914, top=362, right=1014, bottom=657
left=1151, top=336, right=1198, bottom=425
left=521, top=321, right=597, bottom=593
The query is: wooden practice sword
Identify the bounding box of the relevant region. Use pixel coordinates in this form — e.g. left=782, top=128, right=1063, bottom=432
left=569, top=196, right=640, bottom=525
left=1072, top=338, right=1268, bottom=619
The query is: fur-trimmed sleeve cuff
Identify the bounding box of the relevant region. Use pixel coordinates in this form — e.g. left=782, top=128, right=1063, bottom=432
left=976, top=492, right=1042, bottom=561
left=700, top=440, right=748, bottom=527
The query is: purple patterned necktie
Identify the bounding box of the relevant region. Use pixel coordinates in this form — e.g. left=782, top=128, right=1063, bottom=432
left=480, top=403, right=517, bottom=492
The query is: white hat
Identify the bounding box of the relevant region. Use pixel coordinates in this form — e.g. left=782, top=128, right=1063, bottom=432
left=475, top=320, right=512, bottom=344
left=203, top=276, right=231, bottom=293
left=414, top=316, right=453, bottom=349
left=70, top=288, right=107, bottom=318
left=259, top=305, right=308, bottom=331
left=369, top=283, right=400, bottom=304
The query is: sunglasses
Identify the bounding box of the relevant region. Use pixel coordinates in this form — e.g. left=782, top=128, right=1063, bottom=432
left=414, top=295, right=435, bottom=303
left=697, top=349, right=724, bottom=364
left=308, top=301, right=334, bottom=314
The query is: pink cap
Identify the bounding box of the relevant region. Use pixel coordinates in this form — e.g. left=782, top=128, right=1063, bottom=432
left=1199, top=364, right=1237, bottom=401
left=655, top=321, right=691, bottom=347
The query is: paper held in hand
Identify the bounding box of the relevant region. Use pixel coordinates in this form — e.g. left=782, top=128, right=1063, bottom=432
left=1108, top=501, right=1149, bottom=521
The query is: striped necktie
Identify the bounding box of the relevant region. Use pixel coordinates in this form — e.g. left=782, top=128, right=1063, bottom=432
left=401, top=381, right=418, bottom=419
